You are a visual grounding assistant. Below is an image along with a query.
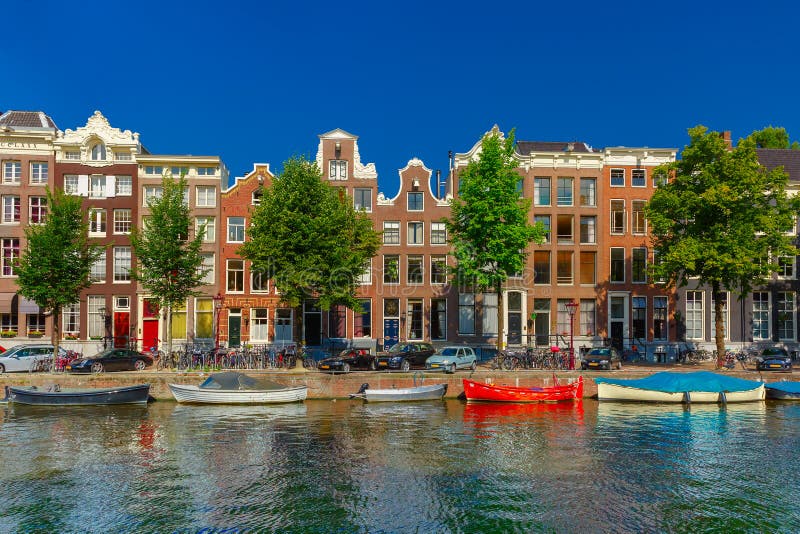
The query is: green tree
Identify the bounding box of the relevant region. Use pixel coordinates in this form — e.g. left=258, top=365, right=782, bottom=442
left=646, top=126, right=799, bottom=363
left=130, top=174, right=207, bottom=358
left=239, top=156, right=381, bottom=336
left=17, top=188, right=103, bottom=368
left=747, top=126, right=800, bottom=149
left=446, top=128, right=545, bottom=350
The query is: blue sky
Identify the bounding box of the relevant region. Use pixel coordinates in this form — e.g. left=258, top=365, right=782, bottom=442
left=3, top=0, right=799, bottom=194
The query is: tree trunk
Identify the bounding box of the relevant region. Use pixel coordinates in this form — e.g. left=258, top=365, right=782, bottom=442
left=496, top=282, right=505, bottom=352
left=712, top=281, right=726, bottom=368
left=165, top=304, right=173, bottom=361
left=51, top=309, right=61, bottom=372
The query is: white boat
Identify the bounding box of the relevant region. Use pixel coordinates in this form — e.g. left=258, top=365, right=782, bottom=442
left=169, top=372, right=307, bottom=404
left=595, top=371, right=765, bottom=403
left=349, top=382, right=447, bottom=402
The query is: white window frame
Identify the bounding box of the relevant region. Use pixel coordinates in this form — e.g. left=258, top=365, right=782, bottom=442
left=610, top=168, right=625, bottom=187
left=631, top=168, right=646, bottom=187
left=196, top=186, right=216, bottom=207
left=610, top=199, right=626, bottom=234
left=383, top=221, right=400, bottom=245
left=90, top=250, right=106, bottom=283
left=3, top=161, right=21, bottom=184
left=89, top=208, right=106, bottom=236
left=430, top=222, right=447, bottom=245
left=115, top=175, right=132, bottom=196
left=2, top=195, right=19, bottom=223
left=113, top=246, right=131, bottom=282
left=752, top=291, right=770, bottom=341
left=143, top=186, right=163, bottom=206
left=354, top=188, right=372, bottom=212
left=198, top=253, right=214, bottom=285
left=29, top=196, right=47, bottom=224
left=64, top=175, right=79, bottom=195
left=778, top=291, right=796, bottom=341
left=329, top=160, right=347, bottom=180
left=227, top=259, right=244, bottom=293
left=686, top=290, right=704, bottom=340
left=227, top=217, right=245, bottom=243
left=113, top=209, right=132, bottom=234
left=407, top=221, right=424, bottom=245
left=30, top=162, right=48, bottom=184
left=89, top=175, right=106, bottom=198
left=196, top=216, right=216, bottom=242
left=407, top=192, right=424, bottom=211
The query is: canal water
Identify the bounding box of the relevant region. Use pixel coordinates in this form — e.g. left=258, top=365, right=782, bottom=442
left=0, top=399, right=798, bottom=533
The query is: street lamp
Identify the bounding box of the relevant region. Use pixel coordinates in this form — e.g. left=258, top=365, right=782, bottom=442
left=565, top=299, right=579, bottom=370
left=212, top=293, right=224, bottom=351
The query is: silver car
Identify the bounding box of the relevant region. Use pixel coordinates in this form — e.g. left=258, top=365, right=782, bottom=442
left=0, top=345, right=65, bottom=373
left=425, top=346, right=478, bottom=373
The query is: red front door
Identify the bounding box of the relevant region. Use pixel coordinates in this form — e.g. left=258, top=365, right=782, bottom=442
left=143, top=320, right=159, bottom=352
left=114, top=312, right=130, bottom=348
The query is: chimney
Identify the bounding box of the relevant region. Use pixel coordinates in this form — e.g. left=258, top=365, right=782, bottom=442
left=721, top=130, right=732, bottom=150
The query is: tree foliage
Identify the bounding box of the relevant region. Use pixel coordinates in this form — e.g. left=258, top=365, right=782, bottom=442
left=646, top=125, right=800, bottom=360
left=130, top=174, right=207, bottom=355
left=747, top=126, right=800, bottom=150
left=17, top=188, right=103, bottom=365
left=446, top=128, right=545, bottom=349
left=239, top=156, right=381, bottom=318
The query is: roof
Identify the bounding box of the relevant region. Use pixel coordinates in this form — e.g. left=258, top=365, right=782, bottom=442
left=0, top=110, right=57, bottom=129
left=756, top=149, right=800, bottom=182
left=516, top=140, right=596, bottom=155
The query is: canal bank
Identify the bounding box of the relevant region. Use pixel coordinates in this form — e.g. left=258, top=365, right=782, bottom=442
left=0, top=364, right=791, bottom=400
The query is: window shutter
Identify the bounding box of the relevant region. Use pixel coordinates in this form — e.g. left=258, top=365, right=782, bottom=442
left=106, top=175, right=116, bottom=197
left=78, top=175, right=89, bottom=196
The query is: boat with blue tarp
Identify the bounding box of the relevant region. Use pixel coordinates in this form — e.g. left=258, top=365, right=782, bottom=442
left=595, top=371, right=765, bottom=403
left=765, top=381, right=800, bottom=400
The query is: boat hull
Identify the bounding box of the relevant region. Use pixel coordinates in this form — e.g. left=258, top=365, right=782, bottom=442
left=168, top=383, right=307, bottom=404
left=462, top=376, right=583, bottom=403
left=358, top=383, right=447, bottom=402
left=597, top=382, right=765, bottom=403
left=7, top=384, right=150, bottom=405
left=765, top=387, right=800, bottom=400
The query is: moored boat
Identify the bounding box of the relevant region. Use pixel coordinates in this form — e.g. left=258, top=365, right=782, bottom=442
left=462, top=376, right=583, bottom=403
left=595, top=371, right=765, bottom=403
left=765, top=381, right=800, bottom=400
left=6, top=384, right=150, bottom=405
left=349, top=382, right=447, bottom=402
left=168, top=372, right=307, bottom=404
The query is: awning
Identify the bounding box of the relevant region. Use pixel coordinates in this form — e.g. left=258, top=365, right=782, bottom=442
left=0, top=293, right=14, bottom=313
left=18, top=297, right=40, bottom=314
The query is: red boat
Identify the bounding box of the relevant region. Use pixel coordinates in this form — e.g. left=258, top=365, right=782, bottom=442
left=462, top=376, right=583, bottom=403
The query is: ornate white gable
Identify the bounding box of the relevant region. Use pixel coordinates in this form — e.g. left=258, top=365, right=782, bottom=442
left=56, top=110, right=140, bottom=147
left=316, top=128, right=377, bottom=180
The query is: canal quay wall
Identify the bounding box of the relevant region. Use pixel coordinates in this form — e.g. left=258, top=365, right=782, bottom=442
left=0, top=366, right=791, bottom=401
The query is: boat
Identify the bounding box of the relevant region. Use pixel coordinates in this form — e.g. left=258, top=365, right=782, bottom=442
left=168, top=372, right=307, bottom=404
left=5, top=383, right=150, bottom=405
left=462, top=376, right=583, bottom=403
left=594, top=371, right=765, bottom=403
left=765, top=381, right=800, bottom=400
left=349, top=382, right=447, bottom=402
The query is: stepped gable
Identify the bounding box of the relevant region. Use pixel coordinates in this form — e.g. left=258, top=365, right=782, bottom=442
left=757, top=148, right=800, bottom=182
left=516, top=140, right=596, bottom=154
left=0, top=110, right=57, bottom=129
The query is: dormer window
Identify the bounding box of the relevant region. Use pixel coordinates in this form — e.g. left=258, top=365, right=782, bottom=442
left=91, top=143, right=107, bottom=161
left=252, top=188, right=262, bottom=206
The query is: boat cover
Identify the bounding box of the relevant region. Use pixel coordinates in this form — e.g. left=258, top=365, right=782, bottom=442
left=594, top=371, right=762, bottom=393
left=199, top=372, right=288, bottom=391
left=765, top=381, right=800, bottom=394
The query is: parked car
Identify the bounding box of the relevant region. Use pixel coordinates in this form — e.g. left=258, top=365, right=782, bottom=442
left=67, top=348, right=153, bottom=373
left=581, top=347, right=622, bottom=370
left=0, top=345, right=68, bottom=373
left=425, top=346, right=478, bottom=373
left=318, top=348, right=377, bottom=373
left=756, top=347, right=792, bottom=372
left=376, top=342, right=435, bottom=371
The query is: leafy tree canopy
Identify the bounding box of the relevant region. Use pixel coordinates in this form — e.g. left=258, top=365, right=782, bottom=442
left=239, top=156, right=381, bottom=312
left=747, top=126, right=800, bottom=149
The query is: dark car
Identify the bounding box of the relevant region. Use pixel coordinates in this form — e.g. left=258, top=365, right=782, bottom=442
left=318, top=348, right=377, bottom=373
left=376, top=342, right=435, bottom=371
left=581, top=347, right=622, bottom=371
left=67, top=348, right=153, bottom=373
left=756, top=347, right=792, bottom=372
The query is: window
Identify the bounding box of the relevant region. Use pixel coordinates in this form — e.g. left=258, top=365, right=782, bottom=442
left=1, top=238, right=19, bottom=276
left=196, top=216, right=215, bottom=242
left=88, top=175, right=106, bottom=197
left=252, top=269, right=269, bottom=292
left=242, top=307, right=266, bottom=341
left=632, top=297, right=647, bottom=339
left=182, top=187, right=189, bottom=207
left=195, top=186, right=216, bottom=207
left=329, top=160, right=347, bottom=180
left=482, top=293, right=498, bottom=335
left=143, top=186, right=163, bottom=205
left=580, top=251, right=596, bottom=285
left=115, top=175, right=132, bottom=196
left=63, top=303, right=80, bottom=336
left=407, top=222, right=423, bottom=245
left=556, top=251, right=573, bottom=284
left=90, top=144, right=106, bottom=161
left=383, top=255, right=399, bottom=284
left=431, top=255, right=447, bottom=284
left=197, top=167, right=218, bottom=176
left=2, top=196, right=20, bottom=223
left=27, top=313, right=45, bottom=336
left=3, top=161, right=21, bottom=184
left=610, top=247, right=625, bottom=283
left=534, top=251, right=550, bottom=284
left=534, top=215, right=550, bottom=243
left=778, top=292, right=795, bottom=341
left=534, top=177, right=551, bottom=206
left=431, top=299, right=447, bottom=340
left=87, top=296, right=106, bottom=339
left=145, top=166, right=164, bottom=175
left=653, top=169, right=668, bottom=187
left=113, top=209, right=132, bottom=234
left=227, top=259, right=244, bottom=292
left=114, top=152, right=132, bottom=161
left=632, top=169, right=646, bottom=187
left=29, top=196, right=47, bottom=224
left=252, top=189, right=262, bottom=206
left=358, top=258, right=372, bottom=285
left=431, top=222, right=447, bottom=244
left=557, top=177, right=573, bottom=206
left=610, top=200, right=625, bottom=234
left=227, top=217, right=245, bottom=243
left=686, top=290, right=704, bottom=340
left=64, top=175, right=79, bottom=195
left=171, top=301, right=187, bottom=340
left=556, top=214, right=573, bottom=244
left=711, top=292, right=729, bottom=340
left=632, top=201, right=647, bottom=234
left=407, top=299, right=423, bottom=339
left=198, top=253, right=214, bottom=284
left=65, top=151, right=80, bottom=161
left=577, top=178, right=596, bottom=207
left=407, top=255, right=423, bottom=284
left=354, top=299, right=371, bottom=337
left=632, top=247, right=647, bottom=283
left=195, top=298, right=213, bottom=339
left=383, top=221, right=400, bottom=245
left=407, top=192, right=423, bottom=211
left=610, top=168, right=624, bottom=187
left=778, top=256, right=795, bottom=279
left=752, top=291, right=770, bottom=340
left=89, top=209, right=106, bottom=235
left=170, top=166, right=189, bottom=177
left=459, top=293, right=475, bottom=335
left=30, top=162, right=48, bottom=184
left=653, top=296, right=668, bottom=340
left=579, top=216, right=595, bottom=244
left=556, top=300, right=572, bottom=336
left=113, top=247, right=131, bottom=281
left=0, top=311, right=17, bottom=334
left=354, top=188, right=372, bottom=212
left=90, top=251, right=106, bottom=283
left=580, top=300, right=596, bottom=336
